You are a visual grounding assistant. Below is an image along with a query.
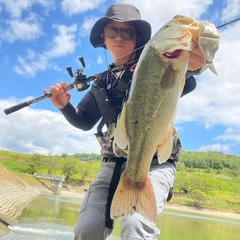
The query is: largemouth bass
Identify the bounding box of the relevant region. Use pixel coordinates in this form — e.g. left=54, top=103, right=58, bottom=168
left=111, top=15, right=220, bottom=223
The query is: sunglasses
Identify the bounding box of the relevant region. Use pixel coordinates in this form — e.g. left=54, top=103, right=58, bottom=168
left=103, top=26, right=138, bottom=41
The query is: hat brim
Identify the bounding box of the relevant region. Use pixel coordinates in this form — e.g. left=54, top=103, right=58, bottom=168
left=90, top=17, right=151, bottom=48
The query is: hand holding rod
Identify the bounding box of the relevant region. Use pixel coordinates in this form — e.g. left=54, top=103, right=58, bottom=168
left=3, top=57, right=136, bottom=115
left=4, top=57, right=89, bottom=115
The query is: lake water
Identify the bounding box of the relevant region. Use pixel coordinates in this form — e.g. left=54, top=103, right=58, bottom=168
left=0, top=194, right=240, bottom=240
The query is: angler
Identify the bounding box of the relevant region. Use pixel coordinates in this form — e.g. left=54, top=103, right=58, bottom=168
left=43, top=4, right=214, bottom=240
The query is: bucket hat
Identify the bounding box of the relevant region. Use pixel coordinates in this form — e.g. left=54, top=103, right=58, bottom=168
left=90, top=3, right=151, bottom=48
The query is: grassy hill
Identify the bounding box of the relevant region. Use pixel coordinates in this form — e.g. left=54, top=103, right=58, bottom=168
left=0, top=149, right=239, bottom=213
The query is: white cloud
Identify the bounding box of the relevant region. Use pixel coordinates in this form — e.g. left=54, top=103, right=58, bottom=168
left=2, top=0, right=240, bottom=156
left=221, top=0, right=240, bottom=21
left=0, top=98, right=101, bottom=155
left=47, top=24, right=78, bottom=58
left=14, top=49, right=50, bottom=77
left=14, top=24, right=78, bottom=77
left=80, top=16, right=99, bottom=37
left=176, top=21, right=240, bottom=130
left=97, top=55, right=103, bottom=64
left=214, top=127, right=240, bottom=143
left=1, top=13, right=43, bottom=43
left=0, top=0, right=55, bottom=43
left=198, top=143, right=231, bottom=153
left=118, top=0, right=213, bottom=35
left=61, top=0, right=106, bottom=16
left=0, top=0, right=55, bottom=18
left=174, top=20, right=240, bottom=153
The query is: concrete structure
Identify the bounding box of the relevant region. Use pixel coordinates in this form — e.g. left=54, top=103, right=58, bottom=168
left=34, top=173, right=66, bottom=195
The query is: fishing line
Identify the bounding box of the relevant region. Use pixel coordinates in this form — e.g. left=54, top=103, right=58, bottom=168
left=3, top=17, right=240, bottom=115
left=113, top=16, right=240, bottom=62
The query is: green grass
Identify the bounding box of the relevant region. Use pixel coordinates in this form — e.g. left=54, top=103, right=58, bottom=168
left=172, top=170, right=240, bottom=212
left=1, top=149, right=240, bottom=213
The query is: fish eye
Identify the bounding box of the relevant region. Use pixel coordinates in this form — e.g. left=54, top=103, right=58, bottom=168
left=164, top=23, right=171, bottom=29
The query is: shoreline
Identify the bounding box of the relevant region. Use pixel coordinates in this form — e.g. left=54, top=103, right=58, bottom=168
left=1, top=164, right=240, bottom=237
left=164, top=203, right=240, bottom=220
left=0, top=166, right=51, bottom=237
left=59, top=189, right=240, bottom=221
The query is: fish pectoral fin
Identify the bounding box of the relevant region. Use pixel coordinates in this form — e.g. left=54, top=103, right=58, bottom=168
left=114, top=106, right=129, bottom=149
left=157, top=129, right=173, bottom=164
left=110, top=176, right=157, bottom=223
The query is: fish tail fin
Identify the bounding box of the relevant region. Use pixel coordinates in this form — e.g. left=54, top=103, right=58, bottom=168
left=110, top=176, right=157, bottom=223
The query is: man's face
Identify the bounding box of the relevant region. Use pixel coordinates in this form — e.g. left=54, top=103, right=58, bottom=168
left=103, top=21, right=139, bottom=64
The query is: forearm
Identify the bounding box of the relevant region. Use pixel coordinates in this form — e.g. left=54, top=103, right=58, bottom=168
left=60, top=102, right=96, bottom=131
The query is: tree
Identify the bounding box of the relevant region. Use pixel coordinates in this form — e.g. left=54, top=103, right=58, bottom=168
left=25, top=153, right=43, bottom=174
left=61, top=153, right=69, bottom=158
left=78, top=162, right=91, bottom=182
left=43, top=154, right=63, bottom=174
left=62, top=157, right=81, bottom=180
left=175, top=172, right=213, bottom=194
left=190, top=189, right=208, bottom=208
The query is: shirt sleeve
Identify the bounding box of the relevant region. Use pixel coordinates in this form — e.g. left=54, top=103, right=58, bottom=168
left=60, top=87, right=103, bottom=131
left=182, top=69, right=202, bottom=97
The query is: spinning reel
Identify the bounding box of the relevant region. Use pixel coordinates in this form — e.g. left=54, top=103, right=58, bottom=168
left=66, top=57, right=95, bottom=92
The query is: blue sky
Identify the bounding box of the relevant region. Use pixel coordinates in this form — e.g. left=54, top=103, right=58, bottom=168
left=1, top=0, right=240, bottom=156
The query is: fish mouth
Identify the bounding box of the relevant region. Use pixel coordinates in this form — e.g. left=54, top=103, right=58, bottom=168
left=163, top=49, right=183, bottom=59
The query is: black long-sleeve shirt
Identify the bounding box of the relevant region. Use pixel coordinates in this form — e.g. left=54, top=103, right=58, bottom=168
left=60, top=64, right=197, bottom=158
left=60, top=69, right=197, bottom=131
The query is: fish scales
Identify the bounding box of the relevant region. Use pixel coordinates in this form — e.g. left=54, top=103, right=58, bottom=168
left=110, top=15, right=220, bottom=223
left=125, top=46, right=183, bottom=175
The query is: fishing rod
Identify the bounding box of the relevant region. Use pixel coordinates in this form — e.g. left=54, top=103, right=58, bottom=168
left=4, top=57, right=90, bottom=115
left=3, top=17, right=240, bottom=115
left=217, top=17, right=240, bottom=29
left=0, top=217, right=11, bottom=228
left=3, top=57, right=137, bottom=115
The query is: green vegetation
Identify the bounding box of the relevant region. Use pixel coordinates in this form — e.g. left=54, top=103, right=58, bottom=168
left=0, top=150, right=102, bottom=187
left=171, top=151, right=240, bottom=212
left=0, top=149, right=240, bottom=213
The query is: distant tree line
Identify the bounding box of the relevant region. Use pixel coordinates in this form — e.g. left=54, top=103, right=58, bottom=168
left=1, top=150, right=240, bottom=184
left=173, top=151, right=240, bottom=208
left=1, top=150, right=240, bottom=209
left=0, top=151, right=102, bottom=183
left=178, top=150, right=240, bottom=176
left=61, top=152, right=102, bottom=162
